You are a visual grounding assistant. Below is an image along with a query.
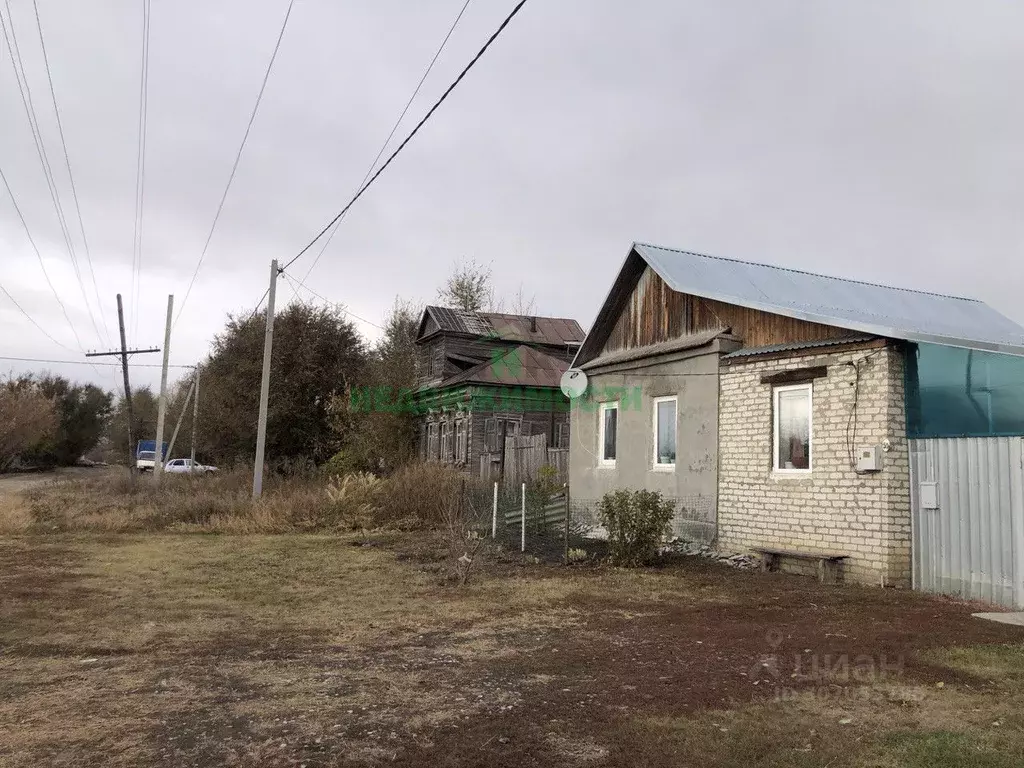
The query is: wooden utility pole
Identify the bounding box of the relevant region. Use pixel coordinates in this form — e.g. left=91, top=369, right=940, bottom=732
left=252, top=259, right=279, bottom=498
left=152, top=295, right=174, bottom=485
left=86, top=293, right=159, bottom=476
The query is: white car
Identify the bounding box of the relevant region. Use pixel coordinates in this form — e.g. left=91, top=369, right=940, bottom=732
left=164, top=458, right=218, bottom=474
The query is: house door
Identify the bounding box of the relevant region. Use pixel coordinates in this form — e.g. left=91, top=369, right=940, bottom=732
left=910, top=437, right=1024, bottom=608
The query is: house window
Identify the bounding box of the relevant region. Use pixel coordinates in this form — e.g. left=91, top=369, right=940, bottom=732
left=426, top=423, right=439, bottom=460
left=774, top=383, right=812, bottom=472
left=440, top=422, right=452, bottom=462
left=598, top=402, right=617, bottom=465
left=653, top=396, right=677, bottom=468
left=455, top=420, right=467, bottom=463
left=554, top=421, right=569, bottom=449
left=485, top=417, right=520, bottom=452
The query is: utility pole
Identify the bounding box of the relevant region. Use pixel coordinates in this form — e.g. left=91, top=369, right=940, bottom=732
left=190, top=364, right=201, bottom=470
left=152, top=295, right=174, bottom=485
left=86, top=293, right=160, bottom=476
left=252, top=259, right=279, bottom=498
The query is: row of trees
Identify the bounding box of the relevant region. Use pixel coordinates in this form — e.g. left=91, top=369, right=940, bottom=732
left=1, top=260, right=531, bottom=474
left=0, top=375, right=112, bottom=471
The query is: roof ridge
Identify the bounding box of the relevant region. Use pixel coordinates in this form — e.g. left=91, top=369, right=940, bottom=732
left=633, top=242, right=983, bottom=304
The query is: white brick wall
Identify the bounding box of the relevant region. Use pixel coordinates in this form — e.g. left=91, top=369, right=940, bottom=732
left=717, top=345, right=912, bottom=586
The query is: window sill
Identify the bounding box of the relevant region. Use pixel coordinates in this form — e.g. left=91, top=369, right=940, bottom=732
left=651, top=464, right=676, bottom=472
left=597, top=462, right=617, bottom=470
left=771, top=470, right=813, bottom=482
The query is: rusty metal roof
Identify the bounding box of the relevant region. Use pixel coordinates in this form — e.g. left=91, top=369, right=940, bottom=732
left=418, top=306, right=585, bottom=346
left=439, top=345, right=570, bottom=389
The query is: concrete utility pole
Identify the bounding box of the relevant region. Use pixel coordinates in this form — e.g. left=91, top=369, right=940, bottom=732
left=152, top=295, right=174, bottom=485
left=190, top=365, right=201, bottom=470
left=252, top=259, right=279, bottom=498
left=85, top=293, right=160, bottom=477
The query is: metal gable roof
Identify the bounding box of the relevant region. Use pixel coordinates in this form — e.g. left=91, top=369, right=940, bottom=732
left=632, top=243, right=1024, bottom=357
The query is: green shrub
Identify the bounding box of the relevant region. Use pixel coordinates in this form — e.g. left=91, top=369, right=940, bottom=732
left=321, top=449, right=363, bottom=479
left=598, top=489, right=674, bottom=566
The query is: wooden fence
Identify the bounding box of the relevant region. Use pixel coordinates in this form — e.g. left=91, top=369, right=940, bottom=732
left=478, top=434, right=568, bottom=488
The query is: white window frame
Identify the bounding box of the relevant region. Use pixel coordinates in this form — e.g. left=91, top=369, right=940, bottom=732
left=652, top=395, right=677, bottom=470
left=455, top=419, right=467, bottom=463
left=598, top=402, right=618, bottom=467
left=773, top=383, right=813, bottom=474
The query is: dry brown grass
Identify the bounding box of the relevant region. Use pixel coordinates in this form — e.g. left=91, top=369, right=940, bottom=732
left=15, top=462, right=476, bottom=535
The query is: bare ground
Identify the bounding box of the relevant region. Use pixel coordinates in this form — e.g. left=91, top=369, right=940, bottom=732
left=1, top=533, right=1022, bottom=767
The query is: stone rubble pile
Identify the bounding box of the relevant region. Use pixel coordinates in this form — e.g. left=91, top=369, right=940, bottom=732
left=665, top=540, right=760, bottom=570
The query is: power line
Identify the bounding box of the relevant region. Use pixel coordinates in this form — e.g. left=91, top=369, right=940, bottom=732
left=281, top=271, right=385, bottom=329
left=130, top=0, right=152, bottom=342
left=31, top=0, right=110, bottom=346
left=174, top=0, right=296, bottom=330
left=0, top=1, right=105, bottom=348
left=280, top=0, right=528, bottom=273
left=0, top=283, right=76, bottom=352
left=0, top=162, right=85, bottom=352
left=299, top=0, right=474, bottom=283
left=0, top=354, right=196, bottom=369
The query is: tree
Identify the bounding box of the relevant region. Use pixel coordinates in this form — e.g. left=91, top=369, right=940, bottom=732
left=196, top=302, right=368, bottom=467
left=0, top=376, right=57, bottom=471
left=436, top=259, right=493, bottom=311
left=333, top=298, right=421, bottom=472
left=21, top=375, right=113, bottom=467
left=106, top=386, right=159, bottom=464
left=436, top=260, right=537, bottom=315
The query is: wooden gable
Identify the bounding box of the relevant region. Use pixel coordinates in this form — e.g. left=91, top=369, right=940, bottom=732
left=601, top=266, right=854, bottom=355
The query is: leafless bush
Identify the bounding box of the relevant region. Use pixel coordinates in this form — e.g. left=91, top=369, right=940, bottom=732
left=0, top=383, right=57, bottom=471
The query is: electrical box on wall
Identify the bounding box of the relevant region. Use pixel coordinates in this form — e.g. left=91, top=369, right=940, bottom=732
left=857, top=445, right=884, bottom=472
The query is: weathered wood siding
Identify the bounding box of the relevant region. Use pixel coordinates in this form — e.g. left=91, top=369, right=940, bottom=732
left=602, top=266, right=853, bottom=354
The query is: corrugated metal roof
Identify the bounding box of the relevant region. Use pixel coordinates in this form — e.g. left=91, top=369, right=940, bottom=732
left=721, top=335, right=876, bottom=360
left=633, top=243, right=1024, bottom=357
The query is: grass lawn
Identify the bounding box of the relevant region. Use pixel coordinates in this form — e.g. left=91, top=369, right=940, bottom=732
left=1, top=533, right=1023, bottom=767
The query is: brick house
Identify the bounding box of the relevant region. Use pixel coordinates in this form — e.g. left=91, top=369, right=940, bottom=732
left=414, top=306, right=585, bottom=477
left=570, top=243, right=1024, bottom=593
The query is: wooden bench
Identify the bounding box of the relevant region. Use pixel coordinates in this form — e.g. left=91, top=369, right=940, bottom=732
left=752, top=547, right=849, bottom=585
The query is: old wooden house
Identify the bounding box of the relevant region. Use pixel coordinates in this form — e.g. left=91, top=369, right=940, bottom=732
left=414, top=306, right=585, bottom=479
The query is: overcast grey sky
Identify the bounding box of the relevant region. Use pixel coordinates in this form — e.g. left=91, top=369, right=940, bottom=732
left=2, top=0, right=1022, bottom=392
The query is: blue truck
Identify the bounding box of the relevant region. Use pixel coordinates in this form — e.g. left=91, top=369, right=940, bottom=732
left=136, top=440, right=169, bottom=472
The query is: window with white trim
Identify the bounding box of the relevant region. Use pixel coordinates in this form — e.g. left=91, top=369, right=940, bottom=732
left=598, top=402, right=617, bottom=465
left=774, top=383, right=813, bottom=472
left=440, top=422, right=452, bottom=462
left=426, top=423, right=439, bottom=460
left=653, top=396, right=677, bottom=468
left=455, top=420, right=467, bottom=463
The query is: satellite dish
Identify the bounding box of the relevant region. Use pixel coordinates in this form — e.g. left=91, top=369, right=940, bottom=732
left=560, top=368, right=589, bottom=399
